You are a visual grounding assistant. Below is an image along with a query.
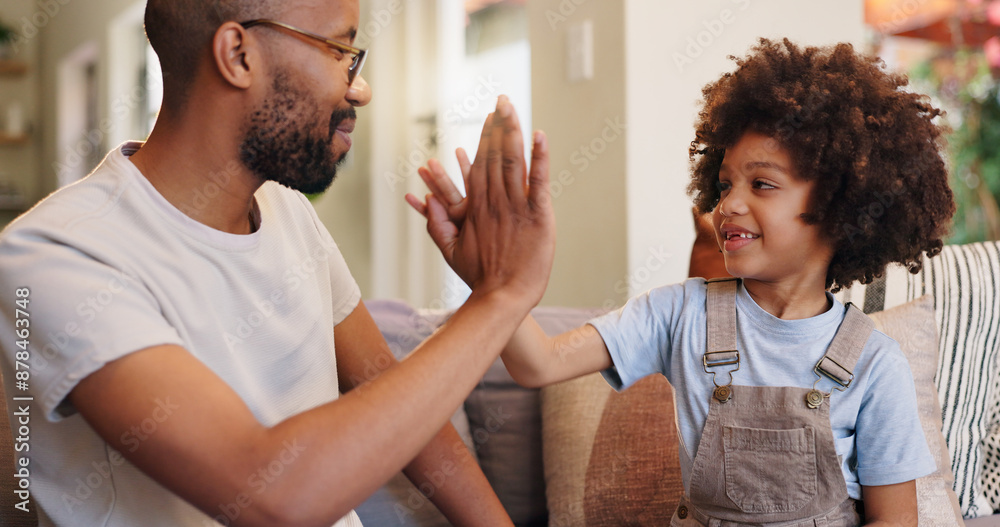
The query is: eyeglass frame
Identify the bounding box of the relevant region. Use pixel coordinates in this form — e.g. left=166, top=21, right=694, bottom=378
left=238, top=19, right=368, bottom=86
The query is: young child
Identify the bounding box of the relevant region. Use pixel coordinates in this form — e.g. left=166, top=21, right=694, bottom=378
left=409, top=39, right=955, bottom=525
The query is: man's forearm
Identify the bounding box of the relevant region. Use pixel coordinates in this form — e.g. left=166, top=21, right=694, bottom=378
left=403, top=423, right=512, bottom=527
left=253, top=289, right=533, bottom=524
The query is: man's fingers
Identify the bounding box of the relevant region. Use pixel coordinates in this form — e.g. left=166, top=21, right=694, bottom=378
left=467, top=113, right=494, bottom=208
left=496, top=96, right=527, bottom=204
left=485, top=98, right=509, bottom=207
left=456, top=148, right=472, bottom=192
left=527, top=131, right=551, bottom=208
left=471, top=113, right=495, bottom=169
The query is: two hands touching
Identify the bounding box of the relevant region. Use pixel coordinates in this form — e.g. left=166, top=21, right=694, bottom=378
left=407, top=96, right=612, bottom=390
left=405, top=95, right=556, bottom=309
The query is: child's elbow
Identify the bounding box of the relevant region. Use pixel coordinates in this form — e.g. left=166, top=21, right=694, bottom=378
left=501, top=359, right=549, bottom=389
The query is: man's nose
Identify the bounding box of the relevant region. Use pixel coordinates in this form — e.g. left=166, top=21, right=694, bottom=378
left=347, top=74, right=372, bottom=107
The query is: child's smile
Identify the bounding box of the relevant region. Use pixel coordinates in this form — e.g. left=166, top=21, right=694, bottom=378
left=712, top=131, right=835, bottom=293
left=720, top=224, right=760, bottom=252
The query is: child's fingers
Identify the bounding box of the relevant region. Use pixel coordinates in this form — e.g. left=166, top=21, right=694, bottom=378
left=425, top=159, right=464, bottom=207
left=417, top=168, right=445, bottom=205
left=404, top=193, right=429, bottom=217
left=424, top=195, right=459, bottom=254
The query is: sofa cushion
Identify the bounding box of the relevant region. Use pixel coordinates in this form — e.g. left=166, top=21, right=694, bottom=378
left=464, top=380, right=547, bottom=526
left=541, top=373, right=683, bottom=525
left=869, top=295, right=963, bottom=525
left=837, top=241, right=1000, bottom=517
left=467, top=306, right=608, bottom=526
left=360, top=303, right=601, bottom=527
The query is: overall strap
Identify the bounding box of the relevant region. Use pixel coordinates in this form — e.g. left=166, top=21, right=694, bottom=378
left=704, top=278, right=740, bottom=402
left=813, top=303, right=875, bottom=390
left=705, top=278, right=739, bottom=364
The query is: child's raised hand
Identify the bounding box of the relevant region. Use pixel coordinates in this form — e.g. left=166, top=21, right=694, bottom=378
left=406, top=95, right=555, bottom=304
left=405, top=149, right=472, bottom=226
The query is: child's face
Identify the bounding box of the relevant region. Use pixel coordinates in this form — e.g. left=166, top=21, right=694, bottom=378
left=712, top=131, right=835, bottom=287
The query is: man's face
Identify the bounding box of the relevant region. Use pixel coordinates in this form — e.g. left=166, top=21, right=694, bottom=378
left=238, top=0, right=369, bottom=194
left=239, top=72, right=356, bottom=194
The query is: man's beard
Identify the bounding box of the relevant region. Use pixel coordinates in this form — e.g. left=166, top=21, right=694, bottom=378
left=239, top=74, right=356, bottom=195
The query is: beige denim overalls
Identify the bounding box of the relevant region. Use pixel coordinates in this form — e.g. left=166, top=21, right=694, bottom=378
left=671, top=278, right=873, bottom=526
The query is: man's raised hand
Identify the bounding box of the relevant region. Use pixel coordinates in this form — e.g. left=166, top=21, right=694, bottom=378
left=405, top=95, right=555, bottom=306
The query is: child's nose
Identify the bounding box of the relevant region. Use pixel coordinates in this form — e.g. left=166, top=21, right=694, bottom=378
left=718, top=188, right=748, bottom=217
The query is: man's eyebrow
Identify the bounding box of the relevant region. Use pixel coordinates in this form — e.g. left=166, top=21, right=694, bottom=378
left=333, top=27, right=358, bottom=43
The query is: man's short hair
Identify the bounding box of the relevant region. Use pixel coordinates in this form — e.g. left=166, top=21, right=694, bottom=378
left=144, top=0, right=276, bottom=109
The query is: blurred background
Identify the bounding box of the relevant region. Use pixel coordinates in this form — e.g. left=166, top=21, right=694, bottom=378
left=0, top=0, right=996, bottom=309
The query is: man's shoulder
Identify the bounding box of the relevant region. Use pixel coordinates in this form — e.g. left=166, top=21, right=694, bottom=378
left=254, top=182, right=330, bottom=240
left=2, top=147, right=136, bottom=242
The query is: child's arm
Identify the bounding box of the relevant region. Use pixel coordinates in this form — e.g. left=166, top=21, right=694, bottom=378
left=860, top=481, right=917, bottom=526
left=500, top=317, right=613, bottom=388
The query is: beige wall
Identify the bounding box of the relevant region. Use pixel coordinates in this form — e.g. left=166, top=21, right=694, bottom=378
left=527, top=0, right=628, bottom=308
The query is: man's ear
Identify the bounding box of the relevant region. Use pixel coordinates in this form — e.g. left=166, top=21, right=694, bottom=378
left=212, top=21, right=255, bottom=89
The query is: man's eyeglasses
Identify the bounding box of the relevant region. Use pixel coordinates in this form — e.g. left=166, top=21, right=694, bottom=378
left=239, top=19, right=368, bottom=86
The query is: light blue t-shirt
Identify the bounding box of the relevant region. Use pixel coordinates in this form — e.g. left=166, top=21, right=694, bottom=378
left=590, top=278, right=935, bottom=499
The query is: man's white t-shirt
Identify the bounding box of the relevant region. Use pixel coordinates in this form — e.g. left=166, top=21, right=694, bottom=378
left=0, top=142, right=364, bottom=526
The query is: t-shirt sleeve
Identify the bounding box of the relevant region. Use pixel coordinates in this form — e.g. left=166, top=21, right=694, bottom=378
left=589, top=282, right=688, bottom=391
left=299, top=192, right=361, bottom=325
left=323, top=236, right=361, bottom=326
left=0, top=231, right=183, bottom=422
left=853, top=339, right=937, bottom=486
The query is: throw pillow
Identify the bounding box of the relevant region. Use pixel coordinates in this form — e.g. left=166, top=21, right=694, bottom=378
left=541, top=373, right=683, bottom=526
left=869, top=295, right=963, bottom=525
left=837, top=241, right=1000, bottom=517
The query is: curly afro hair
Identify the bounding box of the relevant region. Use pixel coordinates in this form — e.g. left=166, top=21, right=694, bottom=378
left=688, top=38, right=955, bottom=292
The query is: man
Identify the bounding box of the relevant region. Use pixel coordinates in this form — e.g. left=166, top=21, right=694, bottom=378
left=0, top=0, right=554, bottom=525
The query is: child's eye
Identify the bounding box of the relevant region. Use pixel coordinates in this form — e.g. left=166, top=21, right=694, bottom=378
left=715, top=180, right=731, bottom=193
left=752, top=180, right=776, bottom=190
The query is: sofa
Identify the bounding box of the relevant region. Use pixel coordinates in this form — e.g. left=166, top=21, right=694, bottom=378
left=357, top=240, right=1000, bottom=527
left=0, top=241, right=995, bottom=526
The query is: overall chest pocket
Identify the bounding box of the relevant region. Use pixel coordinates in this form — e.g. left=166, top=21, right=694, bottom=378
left=723, top=425, right=818, bottom=513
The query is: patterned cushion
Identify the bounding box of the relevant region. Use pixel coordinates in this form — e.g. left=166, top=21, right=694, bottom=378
left=837, top=241, right=1000, bottom=518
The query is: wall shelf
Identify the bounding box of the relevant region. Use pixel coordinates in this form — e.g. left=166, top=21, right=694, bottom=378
left=0, top=59, right=28, bottom=76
